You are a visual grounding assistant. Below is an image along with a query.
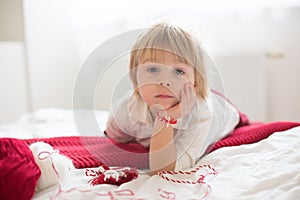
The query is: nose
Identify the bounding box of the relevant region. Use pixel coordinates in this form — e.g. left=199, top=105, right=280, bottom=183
left=159, top=82, right=171, bottom=87
left=157, top=67, right=172, bottom=87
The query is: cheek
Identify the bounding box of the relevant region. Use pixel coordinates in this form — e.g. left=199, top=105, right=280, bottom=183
left=171, top=74, right=195, bottom=95
left=137, top=85, right=153, bottom=103
left=136, top=68, right=155, bottom=86
left=170, top=82, right=183, bottom=98
left=138, top=86, right=147, bottom=98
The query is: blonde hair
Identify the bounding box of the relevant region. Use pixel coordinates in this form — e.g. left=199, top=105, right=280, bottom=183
left=129, top=22, right=209, bottom=100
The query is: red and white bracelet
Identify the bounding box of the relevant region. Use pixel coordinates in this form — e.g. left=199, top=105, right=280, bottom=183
left=156, top=113, right=177, bottom=128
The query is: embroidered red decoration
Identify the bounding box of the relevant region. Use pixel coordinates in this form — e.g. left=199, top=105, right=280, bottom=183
left=86, top=165, right=139, bottom=186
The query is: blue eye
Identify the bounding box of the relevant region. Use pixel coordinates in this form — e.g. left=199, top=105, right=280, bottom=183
left=147, top=67, right=159, bottom=73
left=174, top=68, right=185, bottom=75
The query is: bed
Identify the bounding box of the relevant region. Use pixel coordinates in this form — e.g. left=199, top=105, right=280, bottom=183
left=1, top=108, right=300, bottom=200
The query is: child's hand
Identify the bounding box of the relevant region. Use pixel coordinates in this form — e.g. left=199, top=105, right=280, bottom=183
left=163, top=83, right=197, bottom=119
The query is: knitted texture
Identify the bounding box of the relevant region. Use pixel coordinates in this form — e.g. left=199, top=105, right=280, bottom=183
left=0, top=138, right=41, bottom=200
left=209, top=121, right=300, bottom=152
left=24, top=136, right=149, bottom=169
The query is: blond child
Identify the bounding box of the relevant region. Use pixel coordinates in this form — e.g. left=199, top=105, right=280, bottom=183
left=105, top=22, right=239, bottom=175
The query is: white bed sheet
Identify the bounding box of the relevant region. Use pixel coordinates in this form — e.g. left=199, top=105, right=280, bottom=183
left=1, top=109, right=300, bottom=199
left=34, top=127, right=300, bottom=200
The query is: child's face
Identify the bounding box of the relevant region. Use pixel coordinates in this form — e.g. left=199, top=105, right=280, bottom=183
left=136, top=51, right=195, bottom=110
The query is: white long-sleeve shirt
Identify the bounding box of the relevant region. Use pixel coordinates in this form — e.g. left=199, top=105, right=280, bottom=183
left=105, top=90, right=239, bottom=170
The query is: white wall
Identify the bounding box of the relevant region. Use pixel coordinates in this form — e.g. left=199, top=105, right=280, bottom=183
left=188, top=6, right=300, bottom=122
left=216, top=56, right=267, bottom=122
left=23, top=0, right=80, bottom=110
left=264, top=7, right=300, bottom=121
left=0, top=42, right=29, bottom=122
left=0, top=0, right=300, bottom=123
left=0, top=0, right=28, bottom=123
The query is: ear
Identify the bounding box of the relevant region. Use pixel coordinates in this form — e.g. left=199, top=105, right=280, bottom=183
left=192, top=81, right=196, bottom=89
left=134, top=87, right=140, bottom=94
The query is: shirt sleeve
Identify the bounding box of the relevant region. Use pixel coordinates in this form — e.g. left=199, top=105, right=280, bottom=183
left=174, top=115, right=212, bottom=170
left=104, top=96, right=135, bottom=143
left=105, top=113, right=135, bottom=143
left=210, top=92, right=240, bottom=140
left=174, top=92, right=240, bottom=170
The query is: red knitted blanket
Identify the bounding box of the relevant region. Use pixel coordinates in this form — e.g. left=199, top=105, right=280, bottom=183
left=24, top=136, right=149, bottom=169
left=23, top=116, right=300, bottom=169
left=208, top=121, right=300, bottom=152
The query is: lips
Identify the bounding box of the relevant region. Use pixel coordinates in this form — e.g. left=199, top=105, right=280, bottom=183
left=155, top=94, right=174, bottom=99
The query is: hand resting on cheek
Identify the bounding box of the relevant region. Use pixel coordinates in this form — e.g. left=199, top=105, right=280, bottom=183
left=152, top=82, right=197, bottom=120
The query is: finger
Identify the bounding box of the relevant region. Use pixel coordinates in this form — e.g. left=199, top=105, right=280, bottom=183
left=188, top=83, right=197, bottom=100
left=184, top=83, right=191, bottom=100
left=185, top=83, right=194, bottom=100
left=188, top=83, right=195, bottom=100
left=180, top=90, right=189, bottom=116
left=180, top=89, right=186, bottom=103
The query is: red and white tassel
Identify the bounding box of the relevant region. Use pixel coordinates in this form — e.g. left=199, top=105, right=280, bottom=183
left=86, top=165, right=139, bottom=186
